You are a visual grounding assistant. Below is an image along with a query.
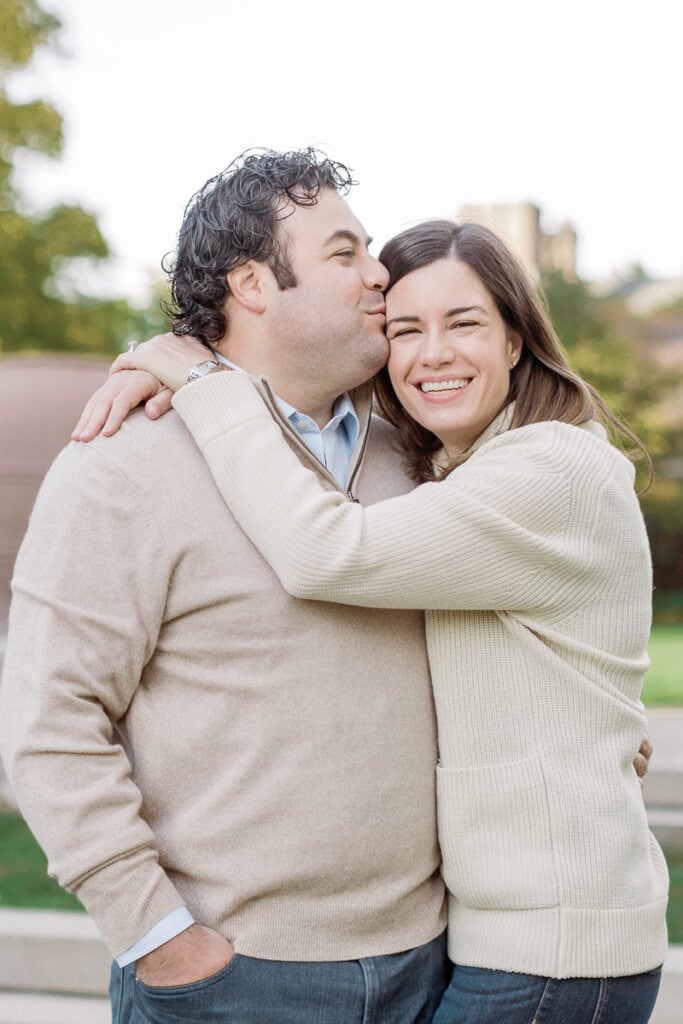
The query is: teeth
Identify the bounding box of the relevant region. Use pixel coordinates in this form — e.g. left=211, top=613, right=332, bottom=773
left=420, top=379, right=469, bottom=393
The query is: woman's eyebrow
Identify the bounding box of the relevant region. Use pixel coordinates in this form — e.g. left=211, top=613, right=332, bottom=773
left=386, top=305, right=486, bottom=329
left=444, top=305, right=487, bottom=317
left=386, top=314, right=420, bottom=328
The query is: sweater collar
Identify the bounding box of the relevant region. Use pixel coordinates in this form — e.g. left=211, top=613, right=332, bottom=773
left=434, top=404, right=608, bottom=468
left=432, top=403, right=515, bottom=470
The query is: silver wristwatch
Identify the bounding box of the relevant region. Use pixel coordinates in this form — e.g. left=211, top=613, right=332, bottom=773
left=185, top=360, right=230, bottom=385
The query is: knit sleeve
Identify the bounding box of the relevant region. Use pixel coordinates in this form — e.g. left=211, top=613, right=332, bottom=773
left=173, top=374, right=605, bottom=612
left=0, top=441, right=186, bottom=956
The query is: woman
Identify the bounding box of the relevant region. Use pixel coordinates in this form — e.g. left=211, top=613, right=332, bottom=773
left=85, top=220, right=668, bottom=1023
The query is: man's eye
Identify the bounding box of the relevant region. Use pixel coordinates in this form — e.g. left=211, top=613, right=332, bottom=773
left=335, top=250, right=354, bottom=259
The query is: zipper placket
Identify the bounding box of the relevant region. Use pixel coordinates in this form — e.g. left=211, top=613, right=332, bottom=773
left=345, top=427, right=369, bottom=503
left=259, top=378, right=368, bottom=503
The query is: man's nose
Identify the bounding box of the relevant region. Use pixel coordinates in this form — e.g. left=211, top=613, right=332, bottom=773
left=363, top=254, right=390, bottom=291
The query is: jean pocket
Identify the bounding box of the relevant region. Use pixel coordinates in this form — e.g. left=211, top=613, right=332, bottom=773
left=437, top=754, right=559, bottom=911
left=134, top=955, right=242, bottom=1023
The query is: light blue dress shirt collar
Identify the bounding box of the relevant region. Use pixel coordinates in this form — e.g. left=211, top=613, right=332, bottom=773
left=214, top=353, right=359, bottom=487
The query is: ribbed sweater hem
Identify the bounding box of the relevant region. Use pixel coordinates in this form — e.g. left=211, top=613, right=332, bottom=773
left=222, top=888, right=447, bottom=961
left=447, top=896, right=669, bottom=978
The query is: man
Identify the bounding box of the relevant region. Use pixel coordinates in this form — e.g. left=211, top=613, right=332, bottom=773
left=0, top=149, right=449, bottom=1022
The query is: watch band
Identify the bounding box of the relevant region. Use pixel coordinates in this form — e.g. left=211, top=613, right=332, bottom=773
left=185, top=360, right=232, bottom=386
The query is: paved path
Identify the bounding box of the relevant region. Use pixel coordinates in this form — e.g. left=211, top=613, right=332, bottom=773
left=0, top=991, right=110, bottom=1024
left=646, top=707, right=683, bottom=769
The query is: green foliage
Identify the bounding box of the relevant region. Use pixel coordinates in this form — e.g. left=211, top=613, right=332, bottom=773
left=0, top=0, right=60, bottom=70
left=0, top=0, right=167, bottom=356
left=666, top=849, right=683, bottom=944
left=640, top=478, right=683, bottom=592
left=0, top=0, right=62, bottom=206
left=0, top=94, right=62, bottom=205
left=0, top=811, right=82, bottom=911
left=539, top=271, right=605, bottom=350
left=652, top=591, right=683, bottom=626
left=541, top=271, right=683, bottom=591
left=642, top=626, right=683, bottom=706
left=541, top=270, right=675, bottom=451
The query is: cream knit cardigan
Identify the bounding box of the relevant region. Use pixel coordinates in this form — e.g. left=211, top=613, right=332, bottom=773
left=172, top=373, right=669, bottom=979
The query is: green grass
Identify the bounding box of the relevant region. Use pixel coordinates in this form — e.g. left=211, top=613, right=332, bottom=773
left=666, top=849, right=683, bottom=944
left=0, top=811, right=82, bottom=912
left=0, top=811, right=682, bottom=943
left=652, top=591, right=683, bottom=627
left=642, top=625, right=683, bottom=707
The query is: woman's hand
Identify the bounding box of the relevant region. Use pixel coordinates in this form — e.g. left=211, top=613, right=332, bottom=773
left=71, top=370, right=172, bottom=441
left=635, top=736, right=653, bottom=784
left=71, top=332, right=214, bottom=441
left=110, top=332, right=211, bottom=392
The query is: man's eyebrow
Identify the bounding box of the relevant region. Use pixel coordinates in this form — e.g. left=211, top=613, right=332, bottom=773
left=386, top=305, right=486, bottom=328
left=323, top=229, right=373, bottom=249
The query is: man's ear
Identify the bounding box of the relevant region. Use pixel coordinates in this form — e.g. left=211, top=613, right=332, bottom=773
left=226, top=261, right=271, bottom=314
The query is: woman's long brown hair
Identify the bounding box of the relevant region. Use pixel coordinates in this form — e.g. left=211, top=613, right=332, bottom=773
left=374, top=220, right=650, bottom=484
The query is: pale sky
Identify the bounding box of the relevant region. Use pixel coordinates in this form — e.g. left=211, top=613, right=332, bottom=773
left=12, top=0, right=683, bottom=304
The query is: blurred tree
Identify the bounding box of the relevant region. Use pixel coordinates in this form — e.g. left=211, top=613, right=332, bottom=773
left=542, top=270, right=677, bottom=455
left=0, top=0, right=168, bottom=354
left=542, top=270, right=683, bottom=602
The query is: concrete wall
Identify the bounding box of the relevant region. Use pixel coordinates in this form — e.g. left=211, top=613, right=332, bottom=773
left=0, top=356, right=110, bottom=629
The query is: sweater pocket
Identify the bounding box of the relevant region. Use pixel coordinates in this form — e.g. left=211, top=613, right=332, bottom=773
left=436, top=753, right=560, bottom=911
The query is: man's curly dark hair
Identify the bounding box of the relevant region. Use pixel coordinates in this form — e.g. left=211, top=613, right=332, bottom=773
left=162, top=148, right=356, bottom=346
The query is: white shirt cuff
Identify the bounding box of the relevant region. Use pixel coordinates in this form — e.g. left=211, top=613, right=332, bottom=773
left=116, top=907, right=195, bottom=967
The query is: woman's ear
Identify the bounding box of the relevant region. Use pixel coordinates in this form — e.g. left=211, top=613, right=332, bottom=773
left=226, top=261, right=271, bottom=314
left=508, top=330, right=523, bottom=368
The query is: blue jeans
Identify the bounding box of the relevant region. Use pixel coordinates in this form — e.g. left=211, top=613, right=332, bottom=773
left=109, top=930, right=449, bottom=1023
left=431, top=964, right=662, bottom=1024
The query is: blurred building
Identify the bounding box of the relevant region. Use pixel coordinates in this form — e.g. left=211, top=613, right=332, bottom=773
left=458, top=201, right=578, bottom=281
left=0, top=356, right=110, bottom=631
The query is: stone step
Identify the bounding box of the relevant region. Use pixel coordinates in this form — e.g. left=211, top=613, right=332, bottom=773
left=0, top=991, right=110, bottom=1024
left=652, top=944, right=683, bottom=1024
left=643, top=765, right=683, bottom=808
left=648, top=807, right=683, bottom=853
left=0, top=910, right=109, bottom=996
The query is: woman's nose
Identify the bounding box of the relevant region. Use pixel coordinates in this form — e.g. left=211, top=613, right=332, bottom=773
left=419, top=331, right=455, bottom=367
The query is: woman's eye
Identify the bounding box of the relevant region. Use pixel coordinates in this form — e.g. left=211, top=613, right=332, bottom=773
left=335, top=250, right=354, bottom=259
left=389, top=328, right=418, bottom=339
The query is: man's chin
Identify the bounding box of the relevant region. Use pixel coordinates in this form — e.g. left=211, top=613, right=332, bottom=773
left=366, top=338, right=390, bottom=369
left=359, top=352, right=390, bottom=385
left=336, top=340, right=389, bottom=393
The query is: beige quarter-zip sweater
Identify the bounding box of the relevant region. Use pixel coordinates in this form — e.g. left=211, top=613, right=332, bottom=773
left=169, top=373, right=669, bottom=979
left=0, top=381, right=445, bottom=959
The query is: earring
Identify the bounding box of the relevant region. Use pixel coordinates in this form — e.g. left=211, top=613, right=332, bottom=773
left=510, top=359, right=518, bottom=368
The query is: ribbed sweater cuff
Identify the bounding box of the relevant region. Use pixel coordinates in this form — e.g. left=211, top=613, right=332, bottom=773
left=75, top=848, right=187, bottom=958
left=173, top=374, right=268, bottom=448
